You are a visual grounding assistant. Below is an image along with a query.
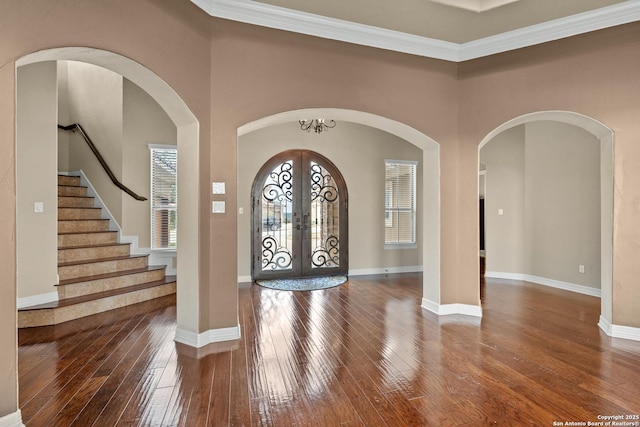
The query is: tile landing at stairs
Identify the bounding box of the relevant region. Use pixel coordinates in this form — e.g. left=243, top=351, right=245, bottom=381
left=18, top=175, right=176, bottom=328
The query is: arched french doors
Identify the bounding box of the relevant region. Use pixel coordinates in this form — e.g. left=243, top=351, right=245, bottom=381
left=251, top=150, right=348, bottom=280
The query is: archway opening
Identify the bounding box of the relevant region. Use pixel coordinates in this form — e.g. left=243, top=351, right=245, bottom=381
left=237, top=108, right=442, bottom=307
left=16, top=47, right=201, bottom=340
left=478, top=111, right=613, bottom=331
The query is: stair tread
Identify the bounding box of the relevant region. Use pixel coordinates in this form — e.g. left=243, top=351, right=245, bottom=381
left=19, top=276, right=176, bottom=311
left=58, top=242, right=131, bottom=251
left=58, top=230, right=117, bottom=235
left=58, top=206, right=101, bottom=210
left=57, top=265, right=166, bottom=285
left=58, top=254, right=149, bottom=268
left=58, top=218, right=109, bottom=222
left=58, top=184, right=88, bottom=189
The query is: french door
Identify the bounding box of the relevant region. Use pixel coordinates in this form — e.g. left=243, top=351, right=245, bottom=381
left=251, top=150, right=348, bottom=280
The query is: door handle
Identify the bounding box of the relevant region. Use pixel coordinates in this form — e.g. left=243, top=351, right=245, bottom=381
left=303, top=213, right=310, bottom=231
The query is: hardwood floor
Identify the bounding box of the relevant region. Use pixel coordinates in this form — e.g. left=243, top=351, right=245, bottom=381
left=18, top=274, right=640, bottom=426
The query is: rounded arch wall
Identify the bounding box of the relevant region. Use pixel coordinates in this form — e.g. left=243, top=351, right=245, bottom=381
left=16, top=47, right=201, bottom=342
left=478, top=110, right=614, bottom=331
left=238, top=108, right=443, bottom=306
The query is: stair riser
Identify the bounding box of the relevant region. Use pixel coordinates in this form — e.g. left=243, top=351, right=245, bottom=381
left=19, top=282, right=176, bottom=328
left=57, top=269, right=167, bottom=299
left=58, top=232, right=118, bottom=247
left=58, top=257, right=148, bottom=281
left=58, top=244, right=131, bottom=264
left=58, top=186, right=88, bottom=197
left=57, top=176, right=81, bottom=186
left=58, top=220, right=110, bottom=233
left=58, top=197, right=94, bottom=208
left=58, top=208, right=103, bottom=220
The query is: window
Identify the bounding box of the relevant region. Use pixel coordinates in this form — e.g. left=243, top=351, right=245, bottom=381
left=385, top=160, right=417, bottom=247
left=150, top=145, right=177, bottom=249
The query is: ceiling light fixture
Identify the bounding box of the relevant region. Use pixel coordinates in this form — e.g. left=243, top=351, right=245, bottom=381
left=428, top=0, right=520, bottom=13
left=299, top=119, right=336, bottom=133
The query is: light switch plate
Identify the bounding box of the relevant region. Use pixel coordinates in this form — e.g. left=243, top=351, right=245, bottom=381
left=34, top=202, right=44, bottom=213
left=212, top=201, right=225, bottom=213
left=212, top=182, right=226, bottom=194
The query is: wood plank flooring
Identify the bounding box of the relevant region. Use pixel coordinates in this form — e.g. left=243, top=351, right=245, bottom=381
left=18, top=274, right=640, bottom=426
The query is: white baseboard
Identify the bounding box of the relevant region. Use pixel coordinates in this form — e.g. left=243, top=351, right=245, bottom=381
left=238, top=275, right=252, bottom=284
left=349, top=265, right=423, bottom=276
left=0, top=410, right=24, bottom=427
left=421, top=298, right=483, bottom=317
left=599, top=316, right=640, bottom=342
left=237, top=265, right=423, bottom=284
left=485, top=271, right=526, bottom=281
left=485, top=271, right=602, bottom=298
left=17, top=292, right=58, bottom=309
left=174, top=324, right=241, bottom=348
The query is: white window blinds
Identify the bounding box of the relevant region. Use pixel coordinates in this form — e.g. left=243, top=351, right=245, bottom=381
left=385, top=160, right=417, bottom=246
left=150, top=146, right=177, bottom=249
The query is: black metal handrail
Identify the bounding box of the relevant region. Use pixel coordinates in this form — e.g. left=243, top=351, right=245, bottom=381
left=58, top=123, right=147, bottom=201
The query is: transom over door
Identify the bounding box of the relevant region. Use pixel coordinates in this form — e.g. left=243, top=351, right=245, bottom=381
left=251, top=150, right=348, bottom=280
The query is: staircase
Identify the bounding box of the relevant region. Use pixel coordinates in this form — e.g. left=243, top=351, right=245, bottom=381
left=18, top=175, right=176, bottom=328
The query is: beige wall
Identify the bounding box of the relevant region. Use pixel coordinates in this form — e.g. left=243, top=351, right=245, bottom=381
left=238, top=122, right=423, bottom=279
left=63, top=61, right=125, bottom=224
left=481, top=122, right=601, bottom=288
left=16, top=62, right=59, bottom=299
left=1, top=0, right=640, bottom=419
left=122, top=79, right=177, bottom=247
left=57, top=62, right=70, bottom=172
left=524, top=121, right=601, bottom=288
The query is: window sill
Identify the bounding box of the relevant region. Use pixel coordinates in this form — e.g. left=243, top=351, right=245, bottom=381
left=384, top=243, right=417, bottom=250
left=151, top=249, right=177, bottom=255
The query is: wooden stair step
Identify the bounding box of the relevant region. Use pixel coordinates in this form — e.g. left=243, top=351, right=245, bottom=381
left=18, top=276, right=176, bottom=328
left=58, top=255, right=149, bottom=281
left=57, top=175, right=81, bottom=186
left=56, top=266, right=167, bottom=299
left=58, top=230, right=118, bottom=246
left=58, top=196, right=94, bottom=208
left=58, top=219, right=110, bottom=233
left=58, top=207, right=103, bottom=220
left=58, top=242, right=131, bottom=263
left=58, top=265, right=166, bottom=285
left=58, top=185, right=88, bottom=197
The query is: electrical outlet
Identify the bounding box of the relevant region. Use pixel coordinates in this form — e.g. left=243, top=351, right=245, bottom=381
left=579, top=265, right=585, bottom=274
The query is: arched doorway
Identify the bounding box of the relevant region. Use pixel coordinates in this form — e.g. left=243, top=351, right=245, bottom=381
left=251, top=150, right=348, bottom=280
left=478, top=110, right=614, bottom=332
left=15, top=47, right=201, bottom=342
left=238, top=108, right=448, bottom=313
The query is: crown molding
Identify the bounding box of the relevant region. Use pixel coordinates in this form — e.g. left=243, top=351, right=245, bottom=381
left=191, top=0, right=460, bottom=61
left=458, top=0, right=640, bottom=60
left=192, top=0, right=640, bottom=62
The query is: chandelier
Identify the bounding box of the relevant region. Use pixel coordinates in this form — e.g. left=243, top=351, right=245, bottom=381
left=299, top=119, right=336, bottom=133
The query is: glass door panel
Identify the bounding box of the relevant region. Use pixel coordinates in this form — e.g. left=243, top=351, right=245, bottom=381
left=308, top=161, right=341, bottom=271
